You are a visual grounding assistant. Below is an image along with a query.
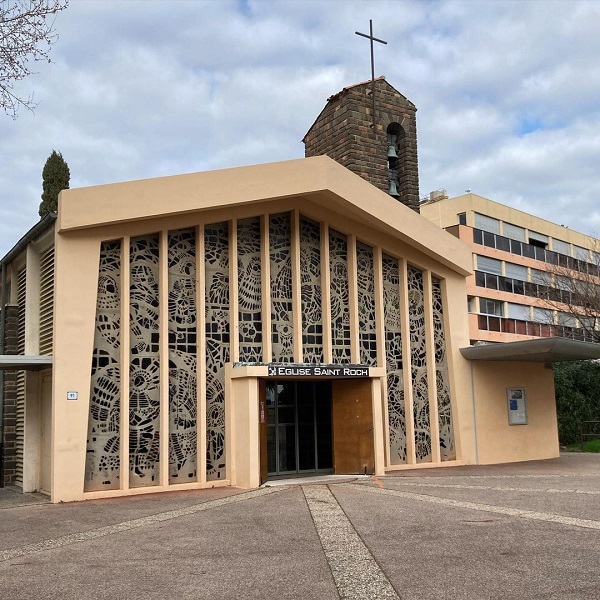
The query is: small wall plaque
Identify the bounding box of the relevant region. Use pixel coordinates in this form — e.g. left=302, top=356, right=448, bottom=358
left=507, top=388, right=527, bottom=425
left=67, top=391, right=78, bottom=400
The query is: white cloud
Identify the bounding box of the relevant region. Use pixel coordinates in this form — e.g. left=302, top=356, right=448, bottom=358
left=2, top=0, right=600, bottom=257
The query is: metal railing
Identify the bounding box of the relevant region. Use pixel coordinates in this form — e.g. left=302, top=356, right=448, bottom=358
left=580, top=421, right=600, bottom=451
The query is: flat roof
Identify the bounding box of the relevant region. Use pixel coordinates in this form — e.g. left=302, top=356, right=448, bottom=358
left=460, top=338, right=600, bottom=362
left=0, top=356, right=53, bottom=371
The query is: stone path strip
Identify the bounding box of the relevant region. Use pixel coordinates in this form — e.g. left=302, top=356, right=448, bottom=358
left=0, top=487, right=284, bottom=563
left=387, top=473, right=600, bottom=479
left=376, top=480, right=600, bottom=495
left=303, top=484, right=399, bottom=600
left=347, top=483, right=600, bottom=531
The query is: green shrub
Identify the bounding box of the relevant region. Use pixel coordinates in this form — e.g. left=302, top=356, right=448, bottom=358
left=554, top=361, right=600, bottom=445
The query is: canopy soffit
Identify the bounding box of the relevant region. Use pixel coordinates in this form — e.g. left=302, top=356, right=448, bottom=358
left=460, top=338, right=600, bottom=363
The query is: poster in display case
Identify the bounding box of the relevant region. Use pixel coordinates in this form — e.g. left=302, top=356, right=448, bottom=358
left=507, top=388, right=527, bottom=425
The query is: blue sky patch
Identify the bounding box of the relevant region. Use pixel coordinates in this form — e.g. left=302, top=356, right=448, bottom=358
left=518, top=116, right=544, bottom=135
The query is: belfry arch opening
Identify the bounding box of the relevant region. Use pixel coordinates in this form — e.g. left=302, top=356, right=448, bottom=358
left=387, top=122, right=406, bottom=199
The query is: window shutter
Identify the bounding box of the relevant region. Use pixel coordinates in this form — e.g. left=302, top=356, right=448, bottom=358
left=502, top=223, right=526, bottom=242
left=533, top=307, right=552, bottom=323
left=504, top=262, right=527, bottom=281
left=528, top=231, right=548, bottom=244
left=476, top=255, right=502, bottom=275
left=552, top=239, right=570, bottom=255
left=16, top=268, right=27, bottom=486
left=507, top=303, right=530, bottom=321
left=474, top=213, right=500, bottom=234
left=573, top=245, right=589, bottom=261
left=39, top=246, right=54, bottom=356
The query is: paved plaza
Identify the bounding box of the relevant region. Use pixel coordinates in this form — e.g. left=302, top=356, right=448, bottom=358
left=0, top=453, right=598, bottom=599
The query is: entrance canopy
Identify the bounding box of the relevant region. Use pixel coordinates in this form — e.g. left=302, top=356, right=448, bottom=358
left=0, top=355, right=53, bottom=370
left=460, top=337, right=600, bottom=363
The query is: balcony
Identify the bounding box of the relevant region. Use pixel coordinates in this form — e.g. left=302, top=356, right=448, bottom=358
left=477, top=314, right=596, bottom=342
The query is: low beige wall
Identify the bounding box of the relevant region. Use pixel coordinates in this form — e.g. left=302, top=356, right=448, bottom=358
left=472, top=361, right=559, bottom=464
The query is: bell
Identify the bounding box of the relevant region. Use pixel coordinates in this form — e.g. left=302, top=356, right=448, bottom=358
left=388, top=180, right=399, bottom=197
left=387, top=145, right=399, bottom=159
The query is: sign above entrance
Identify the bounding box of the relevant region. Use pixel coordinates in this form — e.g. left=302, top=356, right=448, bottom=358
left=267, top=364, right=370, bottom=378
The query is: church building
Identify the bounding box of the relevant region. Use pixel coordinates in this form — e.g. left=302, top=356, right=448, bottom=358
left=1, top=78, right=581, bottom=503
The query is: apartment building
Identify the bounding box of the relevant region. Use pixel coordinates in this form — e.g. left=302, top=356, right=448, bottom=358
left=421, top=193, right=600, bottom=345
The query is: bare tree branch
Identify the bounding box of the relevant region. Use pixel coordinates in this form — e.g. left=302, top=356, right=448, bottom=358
left=532, top=242, right=600, bottom=342
left=0, top=0, right=68, bottom=119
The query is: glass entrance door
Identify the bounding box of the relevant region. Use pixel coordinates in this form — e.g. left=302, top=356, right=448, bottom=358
left=266, top=381, right=332, bottom=476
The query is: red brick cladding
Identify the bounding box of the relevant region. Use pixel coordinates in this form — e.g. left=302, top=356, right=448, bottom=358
left=303, top=78, right=420, bottom=212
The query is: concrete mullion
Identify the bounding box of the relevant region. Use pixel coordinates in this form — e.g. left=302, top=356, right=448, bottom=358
left=120, top=236, right=130, bottom=491
left=347, top=235, right=359, bottom=363
left=291, top=210, right=302, bottom=363
left=423, top=270, right=441, bottom=464
left=230, top=219, right=239, bottom=363
left=260, top=215, right=272, bottom=362
left=197, top=226, right=207, bottom=484
left=399, top=258, right=416, bottom=465
left=158, top=232, right=170, bottom=487
left=321, top=222, right=332, bottom=363
left=373, top=246, right=390, bottom=466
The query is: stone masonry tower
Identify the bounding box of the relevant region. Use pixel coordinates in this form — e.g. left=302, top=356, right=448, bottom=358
left=303, top=77, right=420, bottom=212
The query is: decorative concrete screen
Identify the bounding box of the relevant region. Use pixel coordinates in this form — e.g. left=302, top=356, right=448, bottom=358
left=84, top=212, right=456, bottom=493
left=329, top=229, right=352, bottom=363
left=269, top=213, right=294, bottom=363
left=237, top=218, right=263, bottom=363
left=432, top=278, right=455, bottom=461
left=204, top=223, right=229, bottom=481
left=356, top=242, right=377, bottom=367
left=85, top=241, right=121, bottom=491
left=129, top=234, right=161, bottom=487
left=168, top=229, right=198, bottom=483
left=383, top=254, right=407, bottom=465
left=300, top=216, right=324, bottom=363
left=408, top=266, right=431, bottom=463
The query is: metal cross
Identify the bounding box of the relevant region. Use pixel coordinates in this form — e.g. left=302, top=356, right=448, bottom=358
left=355, top=20, right=387, bottom=128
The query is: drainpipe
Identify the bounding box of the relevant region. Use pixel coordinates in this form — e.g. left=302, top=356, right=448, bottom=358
left=0, top=262, right=6, bottom=487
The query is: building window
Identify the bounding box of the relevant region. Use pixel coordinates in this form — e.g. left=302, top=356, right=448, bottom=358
left=458, top=212, right=466, bottom=226
left=480, top=298, right=503, bottom=317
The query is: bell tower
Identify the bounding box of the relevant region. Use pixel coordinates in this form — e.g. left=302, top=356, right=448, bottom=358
left=302, top=77, right=420, bottom=212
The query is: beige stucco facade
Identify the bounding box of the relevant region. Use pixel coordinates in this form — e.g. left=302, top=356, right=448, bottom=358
left=470, top=361, right=559, bottom=464
left=1, top=157, right=567, bottom=503
left=48, top=156, right=481, bottom=502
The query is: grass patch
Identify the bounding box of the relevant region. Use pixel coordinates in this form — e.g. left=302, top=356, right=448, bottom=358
left=566, top=438, right=600, bottom=453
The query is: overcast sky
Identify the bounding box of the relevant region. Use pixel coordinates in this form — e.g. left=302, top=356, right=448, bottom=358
left=2, top=0, right=600, bottom=257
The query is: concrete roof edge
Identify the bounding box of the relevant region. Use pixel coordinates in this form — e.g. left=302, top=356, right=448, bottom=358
left=58, top=156, right=472, bottom=276
left=0, top=355, right=53, bottom=371
left=1, top=212, right=57, bottom=265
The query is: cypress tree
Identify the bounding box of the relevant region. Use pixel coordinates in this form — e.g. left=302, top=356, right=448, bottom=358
left=39, top=149, right=70, bottom=216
